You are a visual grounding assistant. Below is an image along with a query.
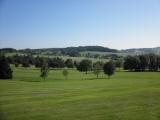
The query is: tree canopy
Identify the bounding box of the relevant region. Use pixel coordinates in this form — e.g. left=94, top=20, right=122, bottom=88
left=77, top=59, right=92, bottom=74
left=0, top=55, right=12, bottom=79
left=103, top=61, right=115, bottom=78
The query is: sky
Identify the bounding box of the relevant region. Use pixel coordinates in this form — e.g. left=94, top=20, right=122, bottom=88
left=0, top=0, right=160, bottom=50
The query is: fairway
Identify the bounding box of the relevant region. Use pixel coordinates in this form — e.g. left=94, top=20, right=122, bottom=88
left=0, top=69, right=160, bottom=120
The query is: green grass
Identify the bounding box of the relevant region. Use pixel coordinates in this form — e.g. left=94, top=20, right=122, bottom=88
left=0, top=68, right=160, bottom=120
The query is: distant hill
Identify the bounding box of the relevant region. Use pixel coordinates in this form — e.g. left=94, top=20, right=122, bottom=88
left=31, top=46, right=118, bottom=52
left=18, top=46, right=118, bottom=57
left=121, top=47, right=160, bottom=54
left=1, top=46, right=159, bottom=57
left=0, top=48, right=17, bottom=53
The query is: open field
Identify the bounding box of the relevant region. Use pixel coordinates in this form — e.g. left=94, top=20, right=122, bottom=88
left=37, top=54, right=108, bottom=62
left=0, top=68, right=160, bottom=120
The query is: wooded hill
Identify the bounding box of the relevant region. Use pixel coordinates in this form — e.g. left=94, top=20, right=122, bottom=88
left=0, top=46, right=118, bottom=57
left=121, top=47, right=160, bottom=54
left=0, top=46, right=160, bottom=57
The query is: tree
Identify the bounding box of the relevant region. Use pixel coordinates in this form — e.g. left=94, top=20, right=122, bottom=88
left=27, top=55, right=35, bottom=65
left=22, top=60, right=30, bottom=67
left=65, top=59, right=74, bottom=68
left=35, top=56, right=43, bottom=68
left=157, top=55, right=160, bottom=70
left=7, top=56, right=14, bottom=64
left=62, top=68, right=69, bottom=80
left=123, top=54, right=159, bottom=72
left=13, top=54, right=22, bottom=65
left=74, top=61, right=79, bottom=68
left=139, top=55, right=149, bottom=71
left=93, top=61, right=103, bottom=78
left=93, top=61, right=104, bottom=68
left=21, top=56, right=30, bottom=68
left=115, top=59, right=123, bottom=71
left=0, top=55, right=12, bottom=79
left=48, top=57, right=65, bottom=68
left=15, top=62, right=19, bottom=67
left=103, top=61, right=115, bottom=79
left=123, top=56, right=140, bottom=71
left=93, top=64, right=101, bottom=78
left=148, top=54, right=158, bottom=71
left=123, top=56, right=134, bottom=71
left=133, top=56, right=141, bottom=71
left=40, top=60, right=49, bottom=81
left=77, top=59, right=92, bottom=74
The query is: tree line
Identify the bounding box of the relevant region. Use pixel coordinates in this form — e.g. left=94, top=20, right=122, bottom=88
left=0, top=54, right=116, bottom=80
left=0, top=53, right=160, bottom=80
left=124, top=54, right=160, bottom=71
left=0, top=46, right=117, bottom=57
left=3, top=54, right=160, bottom=72
left=7, top=54, right=73, bottom=68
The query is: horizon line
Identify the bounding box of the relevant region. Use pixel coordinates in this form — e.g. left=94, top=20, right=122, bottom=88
left=0, top=45, right=160, bottom=51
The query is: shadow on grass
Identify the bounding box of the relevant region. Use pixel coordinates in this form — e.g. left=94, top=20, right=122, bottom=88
left=0, top=110, right=7, bottom=120
left=124, top=70, right=160, bottom=72
left=20, top=79, right=41, bottom=82
left=0, top=79, right=12, bottom=80
left=85, top=77, right=108, bottom=80
left=17, top=76, right=111, bottom=82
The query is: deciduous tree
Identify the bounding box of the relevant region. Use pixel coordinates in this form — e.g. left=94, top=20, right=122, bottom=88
left=103, top=61, right=115, bottom=79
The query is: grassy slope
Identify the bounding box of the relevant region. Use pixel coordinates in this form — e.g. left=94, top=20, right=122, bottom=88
left=0, top=68, right=160, bottom=120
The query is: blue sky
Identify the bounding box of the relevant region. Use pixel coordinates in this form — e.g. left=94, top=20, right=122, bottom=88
left=0, top=0, right=160, bottom=49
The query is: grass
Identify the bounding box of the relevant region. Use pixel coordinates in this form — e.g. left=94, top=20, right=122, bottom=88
left=0, top=68, right=160, bottom=120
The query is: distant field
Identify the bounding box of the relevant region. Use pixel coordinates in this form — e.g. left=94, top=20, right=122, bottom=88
left=5, top=52, right=108, bottom=62
left=0, top=68, right=160, bottom=120
left=80, top=51, right=132, bottom=56
left=36, top=54, right=108, bottom=62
